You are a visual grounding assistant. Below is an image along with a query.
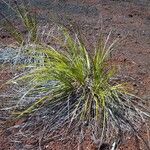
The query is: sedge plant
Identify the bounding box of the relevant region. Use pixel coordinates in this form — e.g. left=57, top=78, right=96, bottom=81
left=8, top=28, right=150, bottom=149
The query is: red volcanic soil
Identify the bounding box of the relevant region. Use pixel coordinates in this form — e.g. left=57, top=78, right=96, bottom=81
left=0, top=0, right=150, bottom=150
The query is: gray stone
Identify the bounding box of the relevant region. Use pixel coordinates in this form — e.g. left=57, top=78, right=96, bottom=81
left=0, top=47, right=18, bottom=63
left=0, top=47, right=27, bottom=64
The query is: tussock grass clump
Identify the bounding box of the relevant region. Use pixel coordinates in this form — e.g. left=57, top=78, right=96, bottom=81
left=9, top=29, right=150, bottom=149
left=1, top=1, right=149, bottom=149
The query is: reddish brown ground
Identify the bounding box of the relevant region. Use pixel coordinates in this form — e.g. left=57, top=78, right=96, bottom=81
left=0, top=0, right=150, bottom=149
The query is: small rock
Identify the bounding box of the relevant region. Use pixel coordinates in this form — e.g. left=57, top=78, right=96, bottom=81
left=134, top=89, right=139, bottom=94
